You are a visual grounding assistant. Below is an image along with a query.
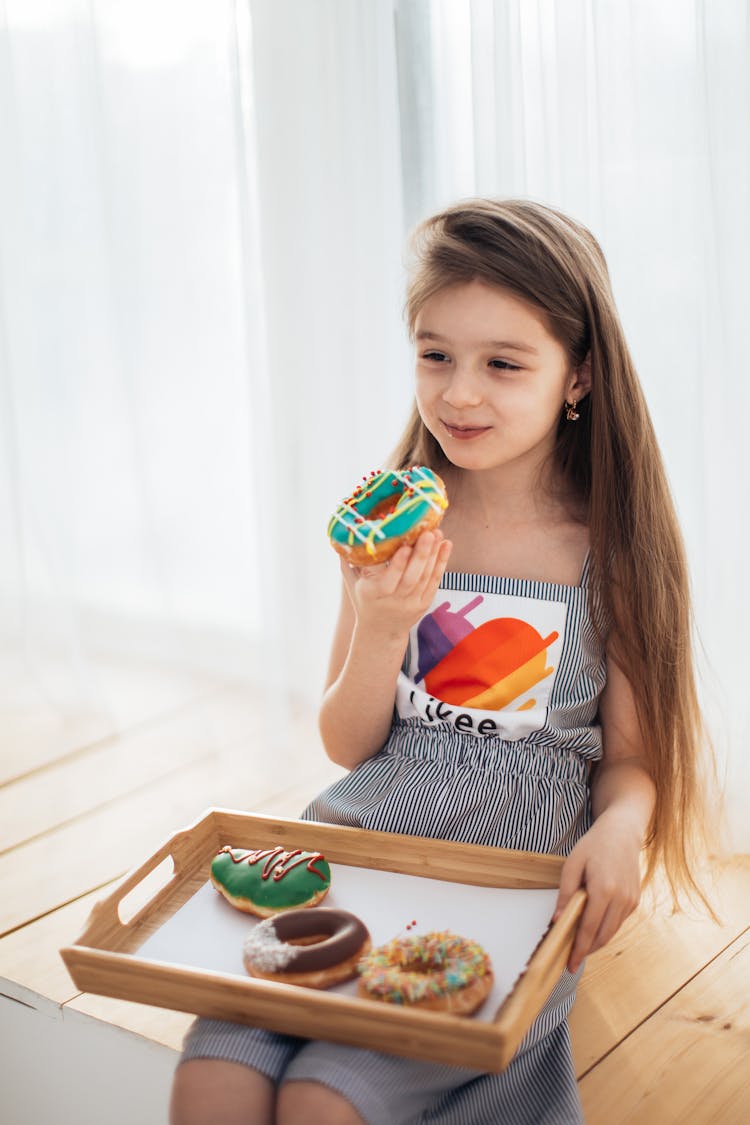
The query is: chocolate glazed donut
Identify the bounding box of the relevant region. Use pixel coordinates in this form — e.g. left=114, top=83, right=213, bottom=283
left=243, top=907, right=372, bottom=989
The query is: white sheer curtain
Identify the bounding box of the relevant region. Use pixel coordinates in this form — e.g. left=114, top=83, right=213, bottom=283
left=0, top=0, right=408, bottom=747
left=1, top=2, right=262, bottom=699
left=1, top=1, right=747, bottom=845
left=243, top=0, right=408, bottom=699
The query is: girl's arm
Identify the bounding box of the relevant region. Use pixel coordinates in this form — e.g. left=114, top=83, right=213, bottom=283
left=319, top=531, right=452, bottom=769
left=553, top=648, right=656, bottom=972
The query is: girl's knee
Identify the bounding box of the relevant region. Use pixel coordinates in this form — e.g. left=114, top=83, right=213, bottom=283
left=169, top=1058, right=274, bottom=1125
left=277, top=1079, right=365, bottom=1125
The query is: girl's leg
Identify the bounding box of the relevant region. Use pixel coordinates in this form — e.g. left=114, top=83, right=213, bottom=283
left=169, top=1059, right=274, bottom=1125
left=280, top=1042, right=482, bottom=1125
left=172, top=1018, right=304, bottom=1123
left=276, top=1080, right=366, bottom=1125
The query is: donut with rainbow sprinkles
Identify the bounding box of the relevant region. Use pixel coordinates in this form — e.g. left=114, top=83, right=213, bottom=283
left=357, top=930, right=493, bottom=1017
left=327, top=466, right=448, bottom=567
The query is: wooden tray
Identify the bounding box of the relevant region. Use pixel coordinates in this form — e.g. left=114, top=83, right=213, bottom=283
left=60, top=808, right=585, bottom=1073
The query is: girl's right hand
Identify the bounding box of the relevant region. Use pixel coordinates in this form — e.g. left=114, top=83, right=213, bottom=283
left=342, top=530, right=452, bottom=641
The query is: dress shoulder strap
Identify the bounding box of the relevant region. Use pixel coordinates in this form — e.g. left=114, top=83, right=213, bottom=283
left=579, top=549, right=591, bottom=587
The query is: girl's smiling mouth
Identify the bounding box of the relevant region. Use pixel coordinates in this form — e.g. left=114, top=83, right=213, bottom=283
left=442, top=421, right=492, bottom=440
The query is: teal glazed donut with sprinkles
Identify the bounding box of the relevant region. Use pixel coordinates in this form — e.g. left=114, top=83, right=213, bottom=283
left=327, top=466, right=449, bottom=566
left=357, top=930, right=493, bottom=1017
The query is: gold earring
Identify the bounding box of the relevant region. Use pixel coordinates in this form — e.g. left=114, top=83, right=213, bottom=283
left=565, top=400, right=580, bottom=422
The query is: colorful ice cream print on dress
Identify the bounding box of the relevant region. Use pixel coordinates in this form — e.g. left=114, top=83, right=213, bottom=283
left=398, top=591, right=568, bottom=739
left=427, top=617, right=558, bottom=711
left=416, top=595, right=484, bottom=681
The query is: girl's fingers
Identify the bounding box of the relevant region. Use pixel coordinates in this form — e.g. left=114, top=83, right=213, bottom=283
left=420, top=538, right=452, bottom=601
left=567, top=896, right=608, bottom=972
left=589, top=902, right=627, bottom=955
left=556, top=860, right=594, bottom=972
left=553, top=851, right=586, bottom=922
left=350, top=530, right=447, bottom=607
left=588, top=884, right=638, bottom=956
left=340, top=559, right=364, bottom=604
left=567, top=884, right=637, bottom=972
left=390, top=531, right=439, bottom=591
left=379, top=542, right=417, bottom=589
left=569, top=900, right=624, bottom=971
left=353, top=541, right=414, bottom=587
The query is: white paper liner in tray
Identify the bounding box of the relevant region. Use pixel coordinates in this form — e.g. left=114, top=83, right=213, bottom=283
left=137, top=862, right=558, bottom=1020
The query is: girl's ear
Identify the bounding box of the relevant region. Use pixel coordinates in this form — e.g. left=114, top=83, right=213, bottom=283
left=567, top=353, right=592, bottom=403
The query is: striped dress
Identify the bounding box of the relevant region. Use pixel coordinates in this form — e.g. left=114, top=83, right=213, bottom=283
left=181, top=563, right=606, bottom=1124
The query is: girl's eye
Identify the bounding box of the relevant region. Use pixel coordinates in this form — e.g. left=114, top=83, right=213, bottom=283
left=421, top=350, right=449, bottom=363
left=489, top=359, right=521, bottom=371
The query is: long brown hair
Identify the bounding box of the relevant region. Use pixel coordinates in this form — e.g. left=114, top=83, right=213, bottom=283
left=393, top=198, right=718, bottom=910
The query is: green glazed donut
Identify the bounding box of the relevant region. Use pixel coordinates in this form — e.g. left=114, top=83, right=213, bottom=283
left=211, top=845, right=331, bottom=918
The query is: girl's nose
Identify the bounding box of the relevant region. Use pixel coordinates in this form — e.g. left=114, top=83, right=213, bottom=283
left=442, top=365, right=483, bottom=408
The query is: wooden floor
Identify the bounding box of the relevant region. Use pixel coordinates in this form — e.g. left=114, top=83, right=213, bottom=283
left=1, top=652, right=748, bottom=1123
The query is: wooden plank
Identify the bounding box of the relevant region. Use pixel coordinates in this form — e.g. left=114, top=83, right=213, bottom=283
left=0, top=679, right=313, bottom=855
left=0, top=782, right=198, bottom=939
left=578, top=930, right=750, bottom=1124
left=0, top=711, right=214, bottom=855
left=0, top=709, right=111, bottom=784
left=0, top=885, right=119, bottom=1008
left=570, top=858, right=750, bottom=1076
left=249, top=765, right=347, bottom=819
left=0, top=650, right=223, bottom=785
left=65, top=992, right=193, bottom=1052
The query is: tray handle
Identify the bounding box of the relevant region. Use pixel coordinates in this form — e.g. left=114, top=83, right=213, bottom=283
left=75, top=825, right=197, bottom=948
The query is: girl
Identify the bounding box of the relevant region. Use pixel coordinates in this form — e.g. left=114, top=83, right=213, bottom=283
left=170, top=199, right=713, bottom=1125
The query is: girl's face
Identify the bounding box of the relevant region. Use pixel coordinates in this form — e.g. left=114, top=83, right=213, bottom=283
left=414, top=280, right=589, bottom=480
